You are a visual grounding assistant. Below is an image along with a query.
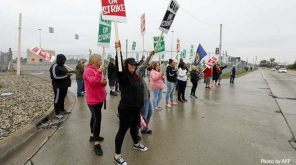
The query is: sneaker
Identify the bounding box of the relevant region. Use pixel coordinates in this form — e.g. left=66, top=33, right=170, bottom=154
left=61, top=110, right=71, bottom=114
left=56, top=114, right=63, bottom=119
left=111, top=92, right=118, bottom=96
left=157, top=107, right=163, bottom=110
left=77, top=94, right=84, bottom=97
left=155, top=107, right=161, bottom=111
left=183, top=99, right=188, bottom=102
left=115, top=90, right=120, bottom=92
left=133, top=143, right=148, bottom=151
left=94, top=144, right=103, bottom=156
left=178, top=99, right=184, bottom=103
left=141, top=130, right=152, bottom=134
left=166, top=104, right=172, bottom=108
left=114, top=156, right=127, bottom=165
left=193, top=95, right=198, bottom=99
left=171, top=102, right=177, bottom=105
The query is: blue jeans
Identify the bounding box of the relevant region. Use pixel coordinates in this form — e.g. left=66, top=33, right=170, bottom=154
left=166, top=81, right=176, bottom=102
left=115, top=79, right=119, bottom=91
left=141, top=99, right=153, bottom=132
left=77, top=79, right=84, bottom=95
left=230, top=75, right=235, bottom=83
left=153, top=89, right=163, bottom=109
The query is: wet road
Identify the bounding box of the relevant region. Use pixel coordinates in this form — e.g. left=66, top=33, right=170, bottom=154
left=262, top=69, right=296, bottom=141
left=5, top=67, right=296, bottom=165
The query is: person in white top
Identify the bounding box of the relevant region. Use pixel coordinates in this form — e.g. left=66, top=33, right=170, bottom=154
left=177, top=62, right=188, bottom=102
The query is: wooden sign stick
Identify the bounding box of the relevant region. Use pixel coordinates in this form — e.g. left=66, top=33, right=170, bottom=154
left=114, top=21, right=123, bottom=72
left=101, top=47, right=106, bottom=82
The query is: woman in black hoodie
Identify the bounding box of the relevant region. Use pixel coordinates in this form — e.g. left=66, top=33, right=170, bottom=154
left=114, top=41, right=148, bottom=165
left=49, top=54, right=73, bottom=119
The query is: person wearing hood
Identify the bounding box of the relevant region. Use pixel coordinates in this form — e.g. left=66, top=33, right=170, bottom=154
left=49, top=54, right=73, bottom=119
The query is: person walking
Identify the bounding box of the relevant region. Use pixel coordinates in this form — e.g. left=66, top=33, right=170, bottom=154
left=114, top=41, right=148, bottom=165
left=212, top=64, right=220, bottom=86
left=166, top=59, right=178, bottom=108
left=204, top=66, right=212, bottom=89
left=76, top=60, right=85, bottom=97
left=150, top=62, right=165, bottom=110
left=230, top=65, right=236, bottom=83
left=108, top=58, right=118, bottom=96
left=49, top=54, right=73, bottom=119
left=190, top=65, right=200, bottom=98
left=83, top=54, right=107, bottom=156
left=177, top=62, right=188, bottom=102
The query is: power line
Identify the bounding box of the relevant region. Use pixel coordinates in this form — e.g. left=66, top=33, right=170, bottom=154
left=180, top=7, right=219, bottom=27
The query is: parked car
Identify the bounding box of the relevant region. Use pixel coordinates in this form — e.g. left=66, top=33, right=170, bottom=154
left=278, top=68, right=287, bottom=73
left=271, top=68, right=276, bottom=71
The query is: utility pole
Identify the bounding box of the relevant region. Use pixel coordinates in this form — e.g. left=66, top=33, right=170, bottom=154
left=17, top=13, right=22, bottom=75
left=219, top=24, right=222, bottom=63
left=171, top=31, right=174, bottom=59
left=38, top=29, right=42, bottom=48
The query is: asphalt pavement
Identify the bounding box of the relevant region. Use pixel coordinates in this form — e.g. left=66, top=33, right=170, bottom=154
left=4, top=67, right=296, bottom=165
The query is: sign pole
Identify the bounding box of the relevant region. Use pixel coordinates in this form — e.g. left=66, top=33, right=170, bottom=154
left=17, top=13, right=22, bottom=75
left=101, top=47, right=105, bottom=82
left=114, top=21, right=122, bottom=72
left=142, top=35, right=144, bottom=56
left=149, top=32, right=164, bottom=64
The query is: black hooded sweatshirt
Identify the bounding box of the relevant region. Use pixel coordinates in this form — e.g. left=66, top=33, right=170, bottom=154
left=49, top=54, right=71, bottom=88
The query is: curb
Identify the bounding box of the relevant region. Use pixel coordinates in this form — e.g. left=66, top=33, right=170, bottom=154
left=0, top=74, right=75, bottom=160
left=0, top=124, right=37, bottom=160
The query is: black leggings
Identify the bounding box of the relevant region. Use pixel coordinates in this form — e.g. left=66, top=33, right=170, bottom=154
left=115, top=108, right=140, bottom=154
left=191, top=79, right=198, bottom=95
left=88, top=103, right=103, bottom=141
left=178, top=80, right=187, bottom=100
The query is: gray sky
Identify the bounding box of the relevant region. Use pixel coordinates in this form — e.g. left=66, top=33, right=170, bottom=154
left=0, top=0, right=295, bottom=64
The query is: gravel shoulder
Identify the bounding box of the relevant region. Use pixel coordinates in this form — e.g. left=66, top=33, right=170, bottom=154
left=0, top=72, right=53, bottom=141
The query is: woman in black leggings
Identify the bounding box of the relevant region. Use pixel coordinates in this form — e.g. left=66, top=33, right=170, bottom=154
left=114, top=41, right=148, bottom=165
left=177, top=62, right=188, bottom=102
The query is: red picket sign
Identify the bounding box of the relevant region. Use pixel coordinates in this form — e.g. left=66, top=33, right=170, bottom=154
left=205, top=56, right=218, bottom=68
left=101, top=0, right=127, bottom=23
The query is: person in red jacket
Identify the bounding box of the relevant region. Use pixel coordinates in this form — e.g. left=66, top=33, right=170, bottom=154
left=204, top=67, right=212, bottom=89
left=83, top=54, right=107, bottom=156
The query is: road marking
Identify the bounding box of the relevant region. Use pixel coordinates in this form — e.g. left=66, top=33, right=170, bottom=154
left=262, top=70, right=266, bottom=80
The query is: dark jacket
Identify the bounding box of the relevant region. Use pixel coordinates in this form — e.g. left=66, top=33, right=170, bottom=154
left=190, top=70, right=200, bottom=82
left=115, top=52, right=144, bottom=110
left=107, top=62, right=116, bottom=80
left=166, top=65, right=178, bottom=83
left=230, top=68, right=236, bottom=76
left=213, top=65, right=228, bottom=79
left=75, top=64, right=84, bottom=80
left=49, top=54, right=71, bottom=88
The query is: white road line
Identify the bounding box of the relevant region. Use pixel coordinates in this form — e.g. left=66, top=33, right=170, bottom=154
left=262, top=70, right=266, bottom=80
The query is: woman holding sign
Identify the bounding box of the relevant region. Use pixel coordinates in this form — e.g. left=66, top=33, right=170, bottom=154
left=114, top=41, right=148, bottom=165
left=83, top=54, right=107, bottom=156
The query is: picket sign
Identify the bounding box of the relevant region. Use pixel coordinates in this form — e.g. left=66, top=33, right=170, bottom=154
left=149, top=32, right=164, bottom=64
left=101, top=0, right=127, bottom=72
left=30, top=46, right=75, bottom=71
left=199, top=56, right=218, bottom=75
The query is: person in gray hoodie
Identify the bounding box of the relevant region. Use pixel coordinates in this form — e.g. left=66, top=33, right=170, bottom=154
left=136, top=51, right=155, bottom=135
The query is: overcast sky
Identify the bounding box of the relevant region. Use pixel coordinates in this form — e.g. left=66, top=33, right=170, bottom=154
left=0, top=0, right=295, bottom=64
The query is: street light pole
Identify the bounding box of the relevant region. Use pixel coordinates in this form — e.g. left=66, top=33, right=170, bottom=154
left=171, top=31, right=174, bottom=60
left=38, top=29, right=42, bottom=48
